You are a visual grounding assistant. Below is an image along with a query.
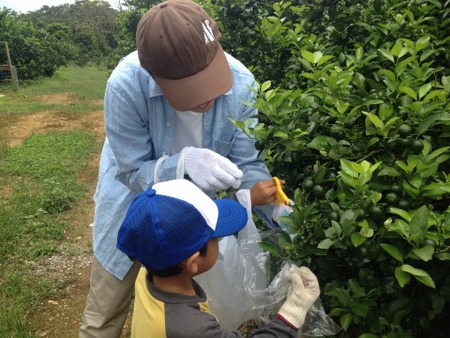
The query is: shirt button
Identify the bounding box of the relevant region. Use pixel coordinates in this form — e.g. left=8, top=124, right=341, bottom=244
left=166, top=122, right=172, bottom=128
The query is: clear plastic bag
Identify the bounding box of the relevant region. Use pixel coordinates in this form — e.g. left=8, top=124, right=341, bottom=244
left=255, top=259, right=342, bottom=337
left=194, top=203, right=270, bottom=330
left=195, top=193, right=341, bottom=335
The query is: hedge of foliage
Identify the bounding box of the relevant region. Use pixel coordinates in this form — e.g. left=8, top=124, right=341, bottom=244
left=0, top=1, right=118, bottom=80
left=0, top=10, right=73, bottom=80
left=204, top=0, right=450, bottom=337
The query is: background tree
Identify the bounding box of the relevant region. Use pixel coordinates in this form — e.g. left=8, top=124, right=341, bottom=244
left=0, top=9, right=74, bottom=79
left=0, top=0, right=120, bottom=80
left=110, top=0, right=160, bottom=67
left=29, top=0, right=119, bottom=67
left=201, top=0, right=285, bottom=84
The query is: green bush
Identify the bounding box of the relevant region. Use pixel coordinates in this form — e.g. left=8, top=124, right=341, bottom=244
left=0, top=9, right=74, bottom=80
left=213, top=0, right=450, bottom=336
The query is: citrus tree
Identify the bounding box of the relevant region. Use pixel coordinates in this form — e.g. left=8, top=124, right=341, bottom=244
left=207, top=0, right=450, bottom=336
left=0, top=9, right=74, bottom=80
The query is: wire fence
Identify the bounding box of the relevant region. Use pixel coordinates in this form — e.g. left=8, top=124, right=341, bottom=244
left=0, top=41, right=19, bottom=91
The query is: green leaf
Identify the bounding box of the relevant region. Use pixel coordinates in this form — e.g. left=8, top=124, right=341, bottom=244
left=364, top=99, right=385, bottom=106
left=278, top=230, right=292, bottom=245
left=415, top=36, right=430, bottom=52
left=389, top=207, right=411, bottom=222
left=380, top=69, right=396, bottom=82
left=318, top=238, right=334, bottom=250
left=391, top=39, right=403, bottom=57
left=378, top=167, right=401, bottom=177
left=299, top=58, right=313, bottom=71
left=411, top=245, right=434, bottom=262
left=260, top=81, right=272, bottom=92
left=436, top=252, right=450, bottom=261
left=340, top=172, right=357, bottom=187
left=351, top=233, right=365, bottom=247
left=258, top=241, right=280, bottom=257
left=379, top=102, right=393, bottom=119
left=317, top=55, right=333, bottom=66
left=301, top=72, right=317, bottom=80
left=395, top=159, right=414, bottom=175
left=386, top=219, right=410, bottom=238
left=360, top=227, right=373, bottom=238
left=428, top=146, right=450, bottom=161
left=378, top=48, right=395, bottom=62
left=312, top=51, right=323, bottom=64
left=363, top=111, right=384, bottom=129
left=385, top=116, right=401, bottom=128
left=340, top=159, right=358, bottom=178
left=328, top=307, right=345, bottom=316
left=420, top=48, right=436, bottom=62
left=395, top=266, right=410, bottom=287
left=355, top=47, right=363, bottom=60
left=307, top=135, right=336, bottom=151
left=273, top=131, right=289, bottom=139
left=340, top=313, right=353, bottom=331
left=419, top=83, right=432, bottom=99
left=401, top=264, right=436, bottom=288
left=381, top=243, right=403, bottom=262
left=301, top=50, right=315, bottom=64
left=409, top=206, right=428, bottom=245
left=399, top=86, right=417, bottom=100
left=423, top=89, right=447, bottom=102
left=422, top=182, right=450, bottom=197
left=383, top=77, right=398, bottom=92
left=398, top=46, right=409, bottom=59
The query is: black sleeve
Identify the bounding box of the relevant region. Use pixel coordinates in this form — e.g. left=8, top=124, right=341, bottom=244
left=174, top=310, right=297, bottom=338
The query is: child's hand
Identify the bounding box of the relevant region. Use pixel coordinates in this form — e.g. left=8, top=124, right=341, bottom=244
left=277, top=265, right=320, bottom=329
left=250, top=179, right=281, bottom=206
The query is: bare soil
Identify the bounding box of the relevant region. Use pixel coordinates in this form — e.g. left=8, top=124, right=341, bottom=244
left=2, top=93, right=131, bottom=337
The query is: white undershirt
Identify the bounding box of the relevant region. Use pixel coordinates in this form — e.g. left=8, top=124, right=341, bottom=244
left=171, top=110, right=203, bottom=154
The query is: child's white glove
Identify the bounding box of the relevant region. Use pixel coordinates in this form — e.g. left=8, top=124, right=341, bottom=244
left=182, top=147, right=243, bottom=191
left=277, top=265, right=320, bottom=329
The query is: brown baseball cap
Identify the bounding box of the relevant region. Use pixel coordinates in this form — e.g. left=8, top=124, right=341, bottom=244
left=136, top=0, right=232, bottom=111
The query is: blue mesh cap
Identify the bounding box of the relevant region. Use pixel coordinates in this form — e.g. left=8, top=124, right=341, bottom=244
left=117, top=179, right=247, bottom=271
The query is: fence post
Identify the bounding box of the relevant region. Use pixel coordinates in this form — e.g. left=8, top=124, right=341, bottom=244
left=1, top=41, right=19, bottom=91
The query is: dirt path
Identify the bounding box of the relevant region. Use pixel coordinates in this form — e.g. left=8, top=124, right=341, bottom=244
left=3, top=94, right=131, bottom=337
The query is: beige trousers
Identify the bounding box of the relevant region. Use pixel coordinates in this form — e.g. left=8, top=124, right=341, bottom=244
left=79, top=256, right=141, bottom=338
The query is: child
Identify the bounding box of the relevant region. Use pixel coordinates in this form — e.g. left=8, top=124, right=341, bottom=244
left=117, top=179, right=320, bottom=337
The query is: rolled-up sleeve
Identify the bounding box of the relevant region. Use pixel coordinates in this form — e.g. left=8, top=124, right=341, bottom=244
left=213, top=56, right=277, bottom=228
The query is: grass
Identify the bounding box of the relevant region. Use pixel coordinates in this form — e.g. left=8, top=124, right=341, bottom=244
left=0, top=64, right=109, bottom=337
left=0, top=64, right=108, bottom=115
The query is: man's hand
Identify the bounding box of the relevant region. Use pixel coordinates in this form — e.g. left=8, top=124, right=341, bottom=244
left=183, top=147, right=243, bottom=191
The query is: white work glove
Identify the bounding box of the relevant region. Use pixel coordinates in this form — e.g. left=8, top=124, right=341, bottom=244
left=277, top=265, right=320, bottom=329
left=182, top=147, right=243, bottom=191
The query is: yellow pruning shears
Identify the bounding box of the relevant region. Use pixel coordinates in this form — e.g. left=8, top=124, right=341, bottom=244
left=273, top=176, right=291, bottom=206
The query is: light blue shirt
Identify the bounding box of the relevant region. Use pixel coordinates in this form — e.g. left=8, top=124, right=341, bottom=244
left=93, top=51, right=275, bottom=280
